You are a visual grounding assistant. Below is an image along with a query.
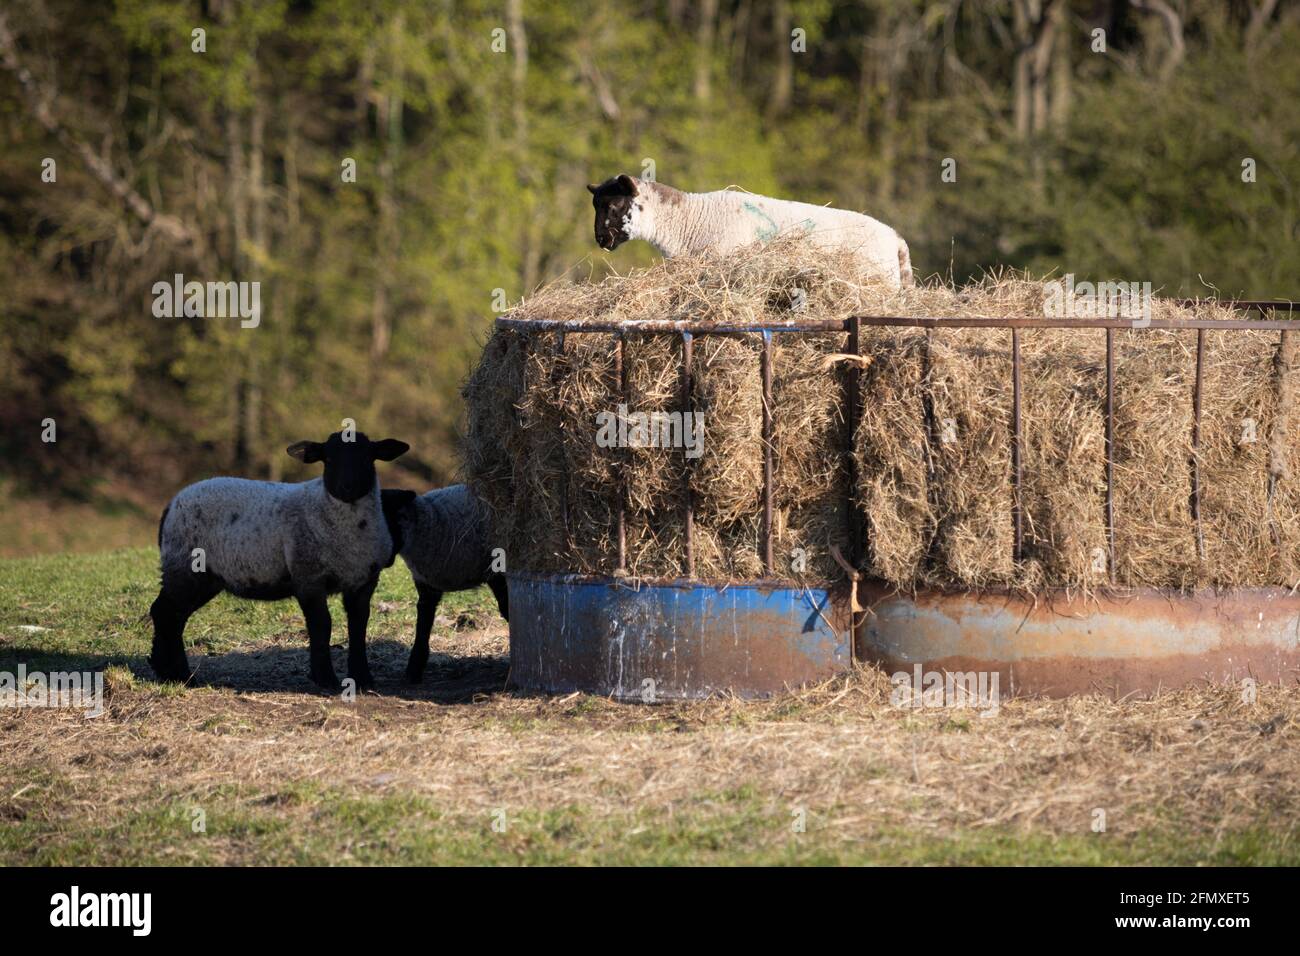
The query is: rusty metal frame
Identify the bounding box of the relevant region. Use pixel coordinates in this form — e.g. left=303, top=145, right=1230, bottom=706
left=612, top=332, right=627, bottom=573
left=1192, top=328, right=1207, bottom=560
left=1105, top=327, right=1116, bottom=581
left=761, top=331, right=775, bottom=574
left=497, top=301, right=1297, bottom=586
left=845, top=316, right=864, bottom=567
left=680, top=331, right=695, bottom=578
left=1011, top=328, right=1023, bottom=561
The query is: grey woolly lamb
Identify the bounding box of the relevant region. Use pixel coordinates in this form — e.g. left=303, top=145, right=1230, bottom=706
left=149, top=430, right=410, bottom=691
left=390, top=484, right=508, bottom=683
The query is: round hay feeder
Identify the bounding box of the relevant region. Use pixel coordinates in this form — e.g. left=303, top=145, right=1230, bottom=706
left=473, top=278, right=1300, bottom=700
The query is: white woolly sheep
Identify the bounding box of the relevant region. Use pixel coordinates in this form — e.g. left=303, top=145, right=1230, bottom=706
left=149, top=431, right=410, bottom=691
left=389, top=484, right=508, bottom=683
left=588, top=174, right=913, bottom=288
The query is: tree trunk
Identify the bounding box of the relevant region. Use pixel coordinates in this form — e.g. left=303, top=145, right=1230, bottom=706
left=1050, top=0, right=1071, bottom=128
left=506, top=0, right=540, bottom=293
left=694, top=0, right=718, bottom=104
left=225, top=98, right=249, bottom=471
left=1030, top=1, right=1059, bottom=134
left=766, top=0, right=792, bottom=120
left=1013, top=0, right=1033, bottom=139
left=270, top=107, right=302, bottom=483
left=1012, top=0, right=1060, bottom=139
left=370, top=14, right=403, bottom=413
left=245, top=86, right=266, bottom=474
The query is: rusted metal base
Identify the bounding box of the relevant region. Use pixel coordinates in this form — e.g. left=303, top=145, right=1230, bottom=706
left=507, top=573, right=850, bottom=700
left=507, top=573, right=1300, bottom=701
left=857, top=583, right=1300, bottom=698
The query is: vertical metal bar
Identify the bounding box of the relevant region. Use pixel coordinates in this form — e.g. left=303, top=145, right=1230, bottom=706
left=1105, top=327, right=1116, bottom=583
left=1191, top=328, right=1206, bottom=561
left=559, top=332, right=570, bottom=538
left=1268, top=327, right=1290, bottom=548
left=845, top=317, right=864, bottom=568
left=844, top=318, right=862, bottom=661
left=681, top=331, right=695, bottom=579
left=613, top=333, right=627, bottom=573
left=761, top=331, right=775, bottom=575
left=1011, top=328, right=1023, bottom=563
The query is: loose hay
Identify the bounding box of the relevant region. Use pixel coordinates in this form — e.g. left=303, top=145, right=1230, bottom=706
left=7, top=649, right=1299, bottom=861
left=464, top=242, right=1300, bottom=591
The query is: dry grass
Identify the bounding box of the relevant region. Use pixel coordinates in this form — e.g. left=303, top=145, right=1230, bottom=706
left=3, top=548, right=1296, bottom=865
left=3, top=622, right=1298, bottom=864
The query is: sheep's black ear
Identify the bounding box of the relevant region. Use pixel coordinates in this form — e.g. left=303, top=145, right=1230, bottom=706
left=587, top=183, right=599, bottom=195
left=286, top=440, right=325, bottom=463
left=616, top=173, right=639, bottom=196
left=382, top=488, right=417, bottom=511
left=371, top=439, right=410, bottom=462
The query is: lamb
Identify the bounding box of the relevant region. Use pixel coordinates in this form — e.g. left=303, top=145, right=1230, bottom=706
left=588, top=174, right=913, bottom=288
left=149, top=430, right=410, bottom=691
left=388, top=484, right=509, bottom=683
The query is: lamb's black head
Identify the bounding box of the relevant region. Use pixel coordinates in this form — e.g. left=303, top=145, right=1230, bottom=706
left=286, top=431, right=410, bottom=504
left=587, top=174, right=640, bottom=251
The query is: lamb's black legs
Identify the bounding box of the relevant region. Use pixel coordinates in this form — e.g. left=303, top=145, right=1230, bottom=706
left=405, top=581, right=443, bottom=683
left=296, top=592, right=338, bottom=691
left=148, top=576, right=220, bottom=683
left=406, top=578, right=508, bottom=684
left=488, top=574, right=509, bottom=622
left=342, top=580, right=378, bottom=691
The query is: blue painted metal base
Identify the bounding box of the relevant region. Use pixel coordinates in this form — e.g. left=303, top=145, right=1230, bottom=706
left=507, top=573, right=852, bottom=700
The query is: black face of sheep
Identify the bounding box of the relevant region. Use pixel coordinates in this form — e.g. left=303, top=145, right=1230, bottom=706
left=287, top=431, right=410, bottom=503
left=588, top=174, right=639, bottom=251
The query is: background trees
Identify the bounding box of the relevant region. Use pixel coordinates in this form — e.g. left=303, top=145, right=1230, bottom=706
left=1, top=0, right=1296, bottom=536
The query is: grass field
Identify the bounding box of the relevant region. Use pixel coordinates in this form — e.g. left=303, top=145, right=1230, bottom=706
left=2, top=546, right=1298, bottom=866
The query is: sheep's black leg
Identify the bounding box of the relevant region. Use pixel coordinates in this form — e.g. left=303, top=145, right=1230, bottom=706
left=488, top=574, right=509, bottom=622
left=296, top=592, right=339, bottom=692
left=405, top=581, right=442, bottom=683
left=148, top=575, right=220, bottom=684
left=342, top=580, right=377, bottom=691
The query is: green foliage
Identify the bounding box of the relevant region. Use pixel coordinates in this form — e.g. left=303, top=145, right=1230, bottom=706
left=0, top=1, right=1295, bottom=506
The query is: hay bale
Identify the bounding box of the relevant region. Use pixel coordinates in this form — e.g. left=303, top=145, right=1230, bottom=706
left=1199, top=326, right=1300, bottom=586
left=1107, top=328, right=1197, bottom=588
left=1019, top=330, right=1108, bottom=591
left=925, top=327, right=1016, bottom=586
left=463, top=243, right=1300, bottom=592
left=691, top=335, right=762, bottom=525
left=460, top=327, right=526, bottom=540
left=771, top=334, right=849, bottom=581
left=854, top=328, right=932, bottom=585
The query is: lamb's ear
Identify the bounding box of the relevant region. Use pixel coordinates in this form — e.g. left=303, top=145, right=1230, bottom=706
left=370, top=439, right=410, bottom=462
left=616, top=173, right=639, bottom=196
left=382, top=489, right=417, bottom=511
left=587, top=183, right=599, bottom=195
left=286, top=440, right=325, bottom=463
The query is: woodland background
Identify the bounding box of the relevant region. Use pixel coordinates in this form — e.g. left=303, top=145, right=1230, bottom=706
left=0, top=0, right=1296, bottom=553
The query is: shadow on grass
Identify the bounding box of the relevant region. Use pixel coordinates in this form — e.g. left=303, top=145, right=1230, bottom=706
left=0, top=638, right=514, bottom=705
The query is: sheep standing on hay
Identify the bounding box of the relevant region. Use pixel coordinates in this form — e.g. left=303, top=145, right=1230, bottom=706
left=149, top=431, right=411, bottom=691
left=387, top=484, right=509, bottom=683
left=587, top=173, right=913, bottom=288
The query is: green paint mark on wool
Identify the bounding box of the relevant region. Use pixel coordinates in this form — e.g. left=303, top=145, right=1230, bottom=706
left=742, top=201, right=779, bottom=241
